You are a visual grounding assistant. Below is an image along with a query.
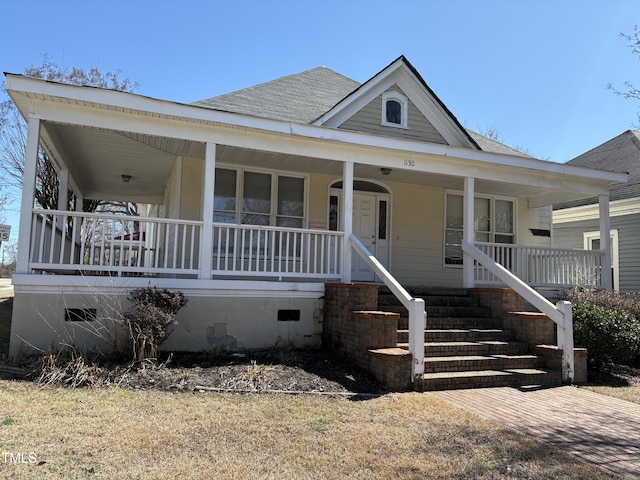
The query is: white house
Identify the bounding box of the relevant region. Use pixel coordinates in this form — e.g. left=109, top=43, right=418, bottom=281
left=4, top=56, right=626, bottom=386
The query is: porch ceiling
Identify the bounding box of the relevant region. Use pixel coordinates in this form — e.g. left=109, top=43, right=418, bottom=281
left=42, top=121, right=584, bottom=206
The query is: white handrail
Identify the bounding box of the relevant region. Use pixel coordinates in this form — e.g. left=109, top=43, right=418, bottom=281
left=463, top=240, right=574, bottom=382
left=350, top=234, right=425, bottom=386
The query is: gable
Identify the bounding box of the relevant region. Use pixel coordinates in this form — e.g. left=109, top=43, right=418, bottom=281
left=314, top=56, right=478, bottom=149
left=339, top=84, right=448, bottom=144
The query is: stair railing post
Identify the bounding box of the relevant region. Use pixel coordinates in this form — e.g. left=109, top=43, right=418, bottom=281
left=556, top=300, right=574, bottom=383
left=409, top=297, right=426, bottom=388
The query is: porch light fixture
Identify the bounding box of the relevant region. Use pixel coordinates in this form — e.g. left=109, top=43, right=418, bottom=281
left=380, top=168, right=392, bottom=176
left=121, top=174, right=132, bottom=183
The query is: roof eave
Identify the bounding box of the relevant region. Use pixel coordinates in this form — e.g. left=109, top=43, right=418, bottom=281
left=4, top=73, right=627, bottom=189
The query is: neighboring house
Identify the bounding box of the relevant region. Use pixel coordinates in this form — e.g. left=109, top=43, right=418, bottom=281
left=554, top=130, right=640, bottom=292
left=4, top=56, right=625, bottom=384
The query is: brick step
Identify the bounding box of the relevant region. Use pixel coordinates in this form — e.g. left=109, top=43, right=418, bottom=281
left=397, top=340, right=529, bottom=356
left=422, top=368, right=562, bottom=391
left=424, top=354, right=542, bottom=373
left=384, top=305, right=494, bottom=320
left=397, top=328, right=514, bottom=344
left=378, top=293, right=479, bottom=308
left=398, top=317, right=502, bottom=330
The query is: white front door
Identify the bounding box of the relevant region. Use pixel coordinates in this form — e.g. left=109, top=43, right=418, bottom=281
left=351, top=192, right=390, bottom=282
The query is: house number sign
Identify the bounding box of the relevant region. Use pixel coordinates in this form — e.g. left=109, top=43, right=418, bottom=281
left=403, top=159, right=416, bottom=167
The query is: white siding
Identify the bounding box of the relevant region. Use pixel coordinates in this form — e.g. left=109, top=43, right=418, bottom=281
left=518, top=204, right=552, bottom=246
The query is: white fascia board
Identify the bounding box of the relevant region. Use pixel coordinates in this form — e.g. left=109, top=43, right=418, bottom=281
left=553, top=197, right=640, bottom=223
left=7, top=74, right=627, bottom=190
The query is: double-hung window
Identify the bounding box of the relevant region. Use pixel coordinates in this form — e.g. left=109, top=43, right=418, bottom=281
left=444, top=192, right=515, bottom=267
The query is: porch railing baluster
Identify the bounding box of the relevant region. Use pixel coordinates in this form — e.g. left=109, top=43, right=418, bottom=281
left=474, top=241, right=604, bottom=288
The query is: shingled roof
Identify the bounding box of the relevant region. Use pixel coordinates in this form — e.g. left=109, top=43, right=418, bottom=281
left=554, top=130, right=640, bottom=210
left=194, top=66, right=360, bottom=124
left=194, top=63, right=532, bottom=158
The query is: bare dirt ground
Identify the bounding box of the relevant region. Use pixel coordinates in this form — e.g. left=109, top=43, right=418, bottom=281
left=85, top=349, right=385, bottom=395
left=2, top=347, right=386, bottom=396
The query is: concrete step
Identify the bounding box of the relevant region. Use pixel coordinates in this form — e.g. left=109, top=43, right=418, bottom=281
left=423, top=354, right=542, bottom=373
left=422, top=368, right=562, bottom=391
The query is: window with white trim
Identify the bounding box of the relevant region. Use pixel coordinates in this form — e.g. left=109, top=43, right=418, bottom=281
left=214, top=167, right=307, bottom=227
left=444, top=192, right=516, bottom=267
left=584, top=229, right=619, bottom=291
left=382, top=91, right=408, bottom=128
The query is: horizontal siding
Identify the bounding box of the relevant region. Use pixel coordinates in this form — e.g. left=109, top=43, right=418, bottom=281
left=616, top=215, right=640, bottom=292
left=518, top=205, right=552, bottom=246
left=554, top=214, right=640, bottom=292
left=340, top=86, right=448, bottom=144
left=389, top=182, right=460, bottom=287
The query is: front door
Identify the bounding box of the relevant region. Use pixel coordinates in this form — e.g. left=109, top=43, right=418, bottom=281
left=351, top=193, right=378, bottom=281
left=329, top=182, right=391, bottom=282
left=351, top=192, right=390, bottom=282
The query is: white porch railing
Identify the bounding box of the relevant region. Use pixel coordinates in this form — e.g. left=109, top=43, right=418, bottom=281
left=350, top=234, right=426, bottom=387
left=463, top=240, right=575, bottom=382
left=29, top=210, right=202, bottom=276
left=475, top=242, right=604, bottom=288
left=27, top=210, right=343, bottom=280
left=211, top=223, right=343, bottom=279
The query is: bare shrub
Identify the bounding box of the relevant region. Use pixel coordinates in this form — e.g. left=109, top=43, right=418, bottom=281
left=122, top=287, right=188, bottom=363
left=564, top=288, right=640, bottom=319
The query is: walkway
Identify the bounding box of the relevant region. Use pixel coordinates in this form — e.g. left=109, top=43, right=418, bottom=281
left=433, top=386, right=640, bottom=479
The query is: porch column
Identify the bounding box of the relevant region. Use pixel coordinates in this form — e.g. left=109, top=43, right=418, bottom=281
left=599, top=193, right=612, bottom=289
left=199, top=142, right=216, bottom=279
left=57, top=169, right=69, bottom=230
left=462, top=177, right=475, bottom=288
left=16, top=116, right=41, bottom=274
left=57, top=169, right=69, bottom=211
left=74, top=191, right=83, bottom=245
left=342, top=161, right=354, bottom=283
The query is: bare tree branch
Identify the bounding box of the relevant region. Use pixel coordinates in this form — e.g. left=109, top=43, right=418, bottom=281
left=607, top=26, right=640, bottom=126
left=1, top=54, right=139, bottom=213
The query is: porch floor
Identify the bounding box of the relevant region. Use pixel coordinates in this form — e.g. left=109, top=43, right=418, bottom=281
left=433, top=385, right=640, bottom=479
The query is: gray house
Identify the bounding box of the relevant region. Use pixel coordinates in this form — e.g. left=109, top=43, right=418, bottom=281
left=554, top=130, right=640, bottom=292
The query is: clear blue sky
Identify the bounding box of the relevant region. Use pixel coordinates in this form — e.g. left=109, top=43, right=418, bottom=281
left=1, top=0, right=639, bottom=244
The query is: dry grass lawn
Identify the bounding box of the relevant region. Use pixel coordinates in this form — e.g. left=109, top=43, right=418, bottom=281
left=581, top=365, right=640, bottom=405
left=0, top=382, right=614, bottom=480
